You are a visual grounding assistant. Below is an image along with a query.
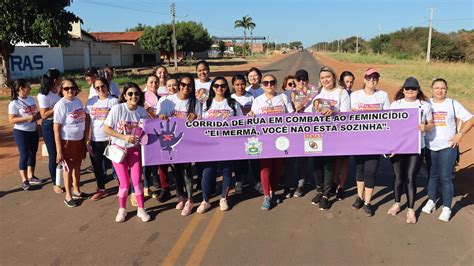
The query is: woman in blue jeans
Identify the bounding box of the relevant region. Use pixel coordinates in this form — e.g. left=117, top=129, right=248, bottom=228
left=423, top=78, right=473, bottom=222
left=38, top=69, right=63, bottom=193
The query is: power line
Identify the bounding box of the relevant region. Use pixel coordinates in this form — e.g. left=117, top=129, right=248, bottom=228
left=434, top=18, right=474, bottom=22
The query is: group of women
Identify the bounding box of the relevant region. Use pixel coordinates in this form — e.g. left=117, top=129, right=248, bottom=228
left=8, top=60, right=473, bottom=224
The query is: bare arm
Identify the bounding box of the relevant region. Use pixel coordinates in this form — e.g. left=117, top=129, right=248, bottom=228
left=39, top=107, right=54, bottom=120
left=54, top=123, right=64, bottom=163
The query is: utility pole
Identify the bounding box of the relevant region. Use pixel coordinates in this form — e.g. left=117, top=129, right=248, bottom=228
left=171, top=0, right=178, bottom=71
left=426, top=7, right=435, bottom=63
left=356, top=36, right=359, bottom=54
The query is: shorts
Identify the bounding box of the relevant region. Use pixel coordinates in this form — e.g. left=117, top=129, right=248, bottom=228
left=61, top=139, right=85, bottom=168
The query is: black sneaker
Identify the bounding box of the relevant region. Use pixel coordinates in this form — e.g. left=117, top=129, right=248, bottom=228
left=329, top=183, right=337, bottom=196
left=311, top=192, right=323, bottom=205
left=158, top=188, right=171, bottom=203
left=294, top=186, right=304, bottom=198
left=319, top=196, right=330, bottom=210
left=72, top=192, right=89, bottom=200
left=352, top=197, right=364, bottom=210
left=284, top=187, right=292, bottom=199
left=64, top=198, right=77, bottom=208
left=362, top=203, right=374, bottom=217
left=336, top=189, right=345, bottom=201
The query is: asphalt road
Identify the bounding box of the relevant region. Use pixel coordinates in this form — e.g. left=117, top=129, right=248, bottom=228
left=1, top=51, right=473, bottom=265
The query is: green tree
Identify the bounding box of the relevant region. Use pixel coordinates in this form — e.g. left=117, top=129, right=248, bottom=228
left=289, top=41, right=303, bottom=49
left=126, top=23, right=149, bottom=32
left=234, top=15, right=254, bottom=57
left=139, top=24, right=173, bottom=63
left=0, top=0, right=81, bottom=86
left=218, top=41, right=226, bottom=57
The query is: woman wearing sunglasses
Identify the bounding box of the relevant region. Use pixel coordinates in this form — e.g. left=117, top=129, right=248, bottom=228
left=155, top=74, right=201, bottom=216
left=8, top=79, right=42, bottom=191
left=85, top=78, right=119, bottom=201
left=197, top=77, right=243, bottom=214
left=388, top=77, right=434, bottom=223
left=350, top=68, right=390, bottom=217
left=103, top=82, right=150, bottom=222
left=282, top=75, right=296, bottom=99
left=249, top=74, right=294, bottom=210
left=53, top=79, right=88, bottom=208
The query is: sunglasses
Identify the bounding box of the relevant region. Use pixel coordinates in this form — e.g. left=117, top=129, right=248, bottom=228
left=296, top=77, right=308, bottom=82
left=365, top=76, right=379, bottom=81
left=127, top=91, right=140, bottom=97
left=404, top=87, right=419, bottom=91
left=95, top=85, right=107, bottom=90
left=180, top=82, right=192, bottom=88
left=212, top=83, right=228, bottom=89
left=262, top=80, right=276, bottom=86
left=287, top=82, right=295, bottom=87
left=62, top=86, right=77, bottom=91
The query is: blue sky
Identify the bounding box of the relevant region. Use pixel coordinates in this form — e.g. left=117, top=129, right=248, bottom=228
left=68, top=0, right=473, bottom=47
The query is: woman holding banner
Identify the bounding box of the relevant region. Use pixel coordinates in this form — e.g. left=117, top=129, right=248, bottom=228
left=350, top=68, right=390, bottom=216
left=388, top=77, right=433, bottom=224
left=155, top=74, right=202, bottom=216
left=422, top=78, right=473, bottom=222
left=197, top=77, right=243, bottom=213
left=248, top=74, right=294, bottom=210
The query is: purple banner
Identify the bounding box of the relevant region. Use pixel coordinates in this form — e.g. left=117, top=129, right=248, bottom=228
left=141, top=109, right=420, bottom=166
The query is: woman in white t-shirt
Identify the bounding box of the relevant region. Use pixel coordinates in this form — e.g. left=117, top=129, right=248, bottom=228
left=245, top=67, right=264, bottom=98
left=249, top=74, right=295, bottom=211
left=388, top=77, right=434, bottom=224
left=8, top=79, right=42, bottom=191
left=155, top=65, right=169, bottom=97
left=196, top=77, right=243, bottom=214
left=349, top=68, right=390, bottom=217
left=156, top=74, right=202, bottom=216
left=85, top=78, right=119, bottom=201
left=421, top=78, right=473, bottom=222
left=103, top=82, right=150, bottom=223
left=195, top=60, right=212, bottom=104
left=53, top=79, right=88, bottom=208
left=38, top=69, right=63, bottom=193
left=166, top=78, right=178, bottom=95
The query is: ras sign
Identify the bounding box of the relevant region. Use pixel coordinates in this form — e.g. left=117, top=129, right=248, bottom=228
left=10, top=47, right=64, bottom=79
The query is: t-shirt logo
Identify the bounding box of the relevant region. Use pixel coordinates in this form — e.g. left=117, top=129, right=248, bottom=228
left=356, top=103, right=382, bottom=111
left=207, top=109, right=231, bottom=118
left=69, top=108, right=86, bottom=124
left=261, top=106, right=284, bottom=114
left=90, top=107, right=110, bottom=121
left=433, top=111, right=448, bottom=126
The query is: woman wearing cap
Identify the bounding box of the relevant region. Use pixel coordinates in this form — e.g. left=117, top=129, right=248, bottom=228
left=85, top=78, right=119, bottom=201
left=422, top=78, right=473, bottom=222
left=54, top=79, right=89, bottom=208
left=350, top=68, right=390, bottom=216
left=309, top=66, right=350, bottom=210
left=248, top=74, right=295, bottom=210
left=388, top=77, right=434, bottom=223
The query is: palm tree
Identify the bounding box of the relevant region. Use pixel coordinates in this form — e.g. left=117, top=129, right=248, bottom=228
left=234, top=15, right=255, bottom=58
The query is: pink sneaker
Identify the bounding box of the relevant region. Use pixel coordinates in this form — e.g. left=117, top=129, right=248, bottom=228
left=176, top=196, right=187, bottom=210
left=197, top=201, right=211, bottom=214
left=181, top=200, right=194, bottom=216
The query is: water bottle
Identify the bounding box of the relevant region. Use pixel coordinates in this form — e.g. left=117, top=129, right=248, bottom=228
left=55, top=164, right=63, bottom=187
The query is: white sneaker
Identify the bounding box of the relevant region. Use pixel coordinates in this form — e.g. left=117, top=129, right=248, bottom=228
left=254, top=182, right=263, bottom=194
left=235, top=182, right=243, bottom=194
left=422, top=199, right=436, bottom=214
left=196, top=201, right=211, bottom=214
left=219, top=198, right=229, bottom=211
left=115, top=208, right=127, bottom=223
left=137, top=208, right=150, bottom=222
left=438, top=207, right=451, bottom=222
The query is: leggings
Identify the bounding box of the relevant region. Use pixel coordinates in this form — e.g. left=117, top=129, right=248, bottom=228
left=90, top=141, right=110, bottom=190
left=355, top=155, right=380, bottom=189
left=42, top=119, right=57, bottom=179
left=13, top=129, right=39, bottom=170
left=201, top=161, right=233, bottom=201
left=173, top=163, right=193, bottom=199
left=390, top=151, right=424, bottom=209
left=158, top=165, right=171, bottom=189
left=112, top=146, right=144, bottom=209
left=260, top=158, right=283, bottom=196
left=314, top=156, right=336, bottom=195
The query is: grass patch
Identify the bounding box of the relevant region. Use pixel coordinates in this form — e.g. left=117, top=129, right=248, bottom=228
left=323, top=52, right=415, bottom=65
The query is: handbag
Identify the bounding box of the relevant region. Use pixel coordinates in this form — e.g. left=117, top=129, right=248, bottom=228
left=103, top=142, right=127, bottom=163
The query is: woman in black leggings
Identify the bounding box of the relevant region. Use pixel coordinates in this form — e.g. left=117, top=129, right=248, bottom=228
left=387, top=77, right=434, bottom=223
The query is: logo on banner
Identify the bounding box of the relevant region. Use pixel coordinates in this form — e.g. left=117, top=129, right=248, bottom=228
left=304, top=133, right=323, bottom=153
left=275, top=136, right=290, bottom=155
left=153, top=119, right=184, bottom=161
left=245, top=137, right=263, bottom=156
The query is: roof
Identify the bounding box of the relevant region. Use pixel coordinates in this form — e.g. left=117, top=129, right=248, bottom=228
left=89, top=31, right=144, bottom=42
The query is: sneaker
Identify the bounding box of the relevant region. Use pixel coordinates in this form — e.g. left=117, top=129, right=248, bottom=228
left=72, top=192, right=89, bottom=200
left=64, top=198, right=77, bottom=208
left=261, top=196, right=272, bottom=211
left=319, top=196, right=330, bottom=210
left=115, top=208, right=127, bottom=223
left=137, top=208, right=150, bottom=222
left=311, top=192, right=323, bottom=205
left=130, top=193, right=138, bottom=207
left=91, top=189, right=107, bottom=201
left=271, top=192, right=282, bottom=204
left=422, top=199, right=436, bottom=214
left=235, top=182, right=243, bottom=194
left=438, top=207, right=451, bottom=222
left=158, top=189, right=171, bottom=203
left=294, top=186, right=304, bottom=198
left=181, top=200, right=194, bottom=216
left=329, top=183, right=337, bottom=196
left=335, top=189, right=345, bottom=201
left=144, top=187, right=150, bottom=198
left=28, top=176, right=42, bottom=185
left=387, top=203, right=401, bottom=216
left=197, top=201, right=212, bottom=214
left=85, top=165, right=94, bottom=173
left=284, top=187, right=292, bottom=199
left=352, top=197, right=364, bottom=210
left=21, top=180, right=30, bottom=191
left=362, top=203, right=374, bottom=217
left=176, top=196, right=187, bottom=210
left=219, top=198, right=229, bottom=211
left=254, top=182, right=263, bottom=194
left=406, top=209, right=417, bottom=224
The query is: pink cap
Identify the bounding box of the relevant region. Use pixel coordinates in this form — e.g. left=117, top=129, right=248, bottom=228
left=364, top=68, right=380, bottom=77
